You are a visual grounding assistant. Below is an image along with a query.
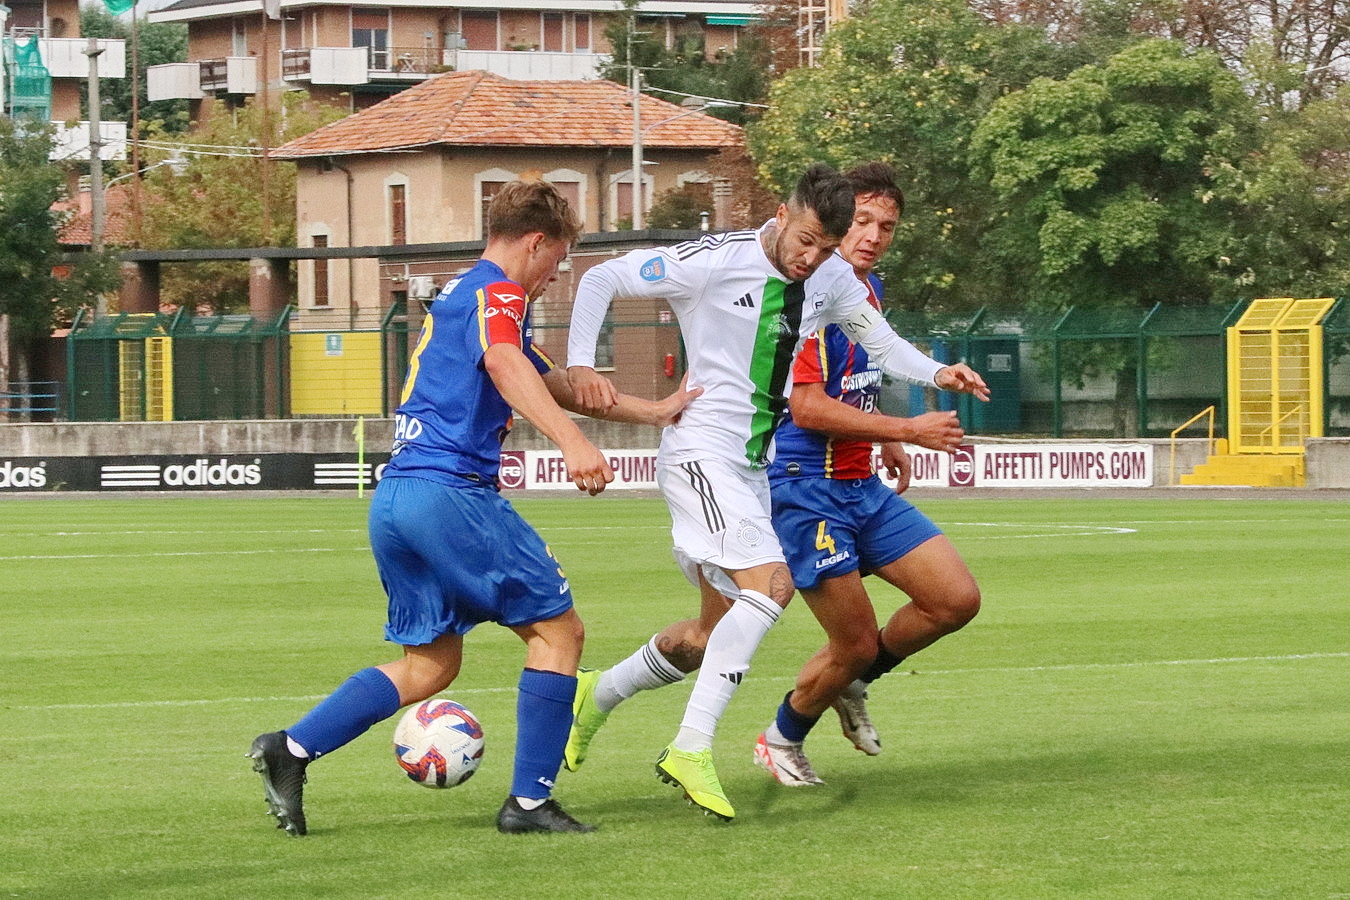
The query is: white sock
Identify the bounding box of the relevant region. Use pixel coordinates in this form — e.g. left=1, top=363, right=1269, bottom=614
left=286, top=736, right=311, bottom=759
left=595, top=635, right=686, bottom=713
left=514, top=796, right=547, bottom=810
left=764, top=721, right=793, bottom=746
left=674, top=590, right=780, bottom=751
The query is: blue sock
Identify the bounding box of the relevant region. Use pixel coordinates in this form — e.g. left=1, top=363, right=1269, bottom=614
left=511, top=668, right=577, bottom=800
left=775, top=690, right=821, bottom=744
left=287, top=667, right=402, bottom=758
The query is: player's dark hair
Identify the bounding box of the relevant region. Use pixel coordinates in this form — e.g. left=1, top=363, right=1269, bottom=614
left=789, top=163, right=856, bottom=239
left=487, top=179, right=583, bottom=245
left=843, top=162, right=905, bottom=217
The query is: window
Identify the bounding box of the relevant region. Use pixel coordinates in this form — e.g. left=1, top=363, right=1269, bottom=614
left=389, top=184, right=407, bottom=245
left=480, top=181, right=508, bottom=239
left=542, top=13, right=564, bottom=52
left=313, top=235, right=330, bottom=307
left=232, top=19, right=249, bottom=56
left=461, top=12, right=498, bottom=51
left=573, top=14, right=591, bottom=51
left=352, top=8, right=389, bottom=70
left=550, top=180, right=580, bottom=214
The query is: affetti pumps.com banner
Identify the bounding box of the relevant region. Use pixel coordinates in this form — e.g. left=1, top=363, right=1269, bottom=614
left=0, top=443, right=1154, bottom=493
left=500, top=443, right=1154, bottom=490
left=875, top=443, right=1154, bottom=489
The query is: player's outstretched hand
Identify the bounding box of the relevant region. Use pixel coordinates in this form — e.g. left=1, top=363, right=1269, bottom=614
left=562, top=440, right=615, bottom=495
left=652, top=373, right=704, bottom=427
left=567, top=366, right=620, bottom=414
left=880, top=441, right=912, bottom=494
left=906, top=410, right=966, bottom=454
left=936, top=363, right=990, bottom=402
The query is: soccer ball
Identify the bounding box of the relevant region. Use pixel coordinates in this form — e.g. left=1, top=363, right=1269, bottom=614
left=393, top=698, right=485, bottom=788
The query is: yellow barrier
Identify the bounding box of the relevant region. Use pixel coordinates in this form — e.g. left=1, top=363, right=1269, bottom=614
left=290, top=332, right=384, bottom=415
left=1169, top=405, right=1215, bottom=485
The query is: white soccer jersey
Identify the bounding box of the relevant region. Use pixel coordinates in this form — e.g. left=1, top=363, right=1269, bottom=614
left=568, top=222, right=944, bottom=469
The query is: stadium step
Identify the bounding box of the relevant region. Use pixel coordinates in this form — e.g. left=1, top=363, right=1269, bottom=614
left=1180, top=453, right=1305, bottom=487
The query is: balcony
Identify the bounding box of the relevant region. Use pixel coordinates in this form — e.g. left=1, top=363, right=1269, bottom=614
left=197, top=56, right=257, bottom=94
left=363, top=45, right=446, bottom=81
left=50, top=121, right=128, bottom=162
left=281, top=47, right=369, bottom=86
left=37, top=37, right=126, bottom=78
left=146, top=62, right=204, bottom=101
left=450, top=49, right=605, bottom=81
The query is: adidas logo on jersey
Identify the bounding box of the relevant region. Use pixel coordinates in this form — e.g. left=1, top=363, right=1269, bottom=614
left=733, top=293, right=755, bottom=308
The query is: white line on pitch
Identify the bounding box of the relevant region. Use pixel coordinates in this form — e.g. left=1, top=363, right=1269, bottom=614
left=9, top=652, right=1345, bottom=712
left=0, top=547, right=368, bottom=561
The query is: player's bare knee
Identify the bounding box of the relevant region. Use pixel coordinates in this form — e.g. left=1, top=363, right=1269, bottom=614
left=936, top=582, right=981, bottom=632
left=839, top=628, right=879, bottom=667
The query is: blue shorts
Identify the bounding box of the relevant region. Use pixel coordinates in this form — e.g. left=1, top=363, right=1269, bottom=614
left=369, top=476, right=573, bottom=645
left=770, top=476, right=942, bottom=592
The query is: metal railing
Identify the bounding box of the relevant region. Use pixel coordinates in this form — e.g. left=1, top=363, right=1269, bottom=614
left=366, top=46, right=446, bottom=75
left=1256, top=405, right=1308, bottom=452
left=0, top=381, right=63, bottom=418
left=281, top=48, right=311, bottom=79
left=1169, top=405, right=1215, bottom=485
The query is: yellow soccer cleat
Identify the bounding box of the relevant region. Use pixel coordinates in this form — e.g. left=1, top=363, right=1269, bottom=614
left=655, top=744, right=734, bottom=821
left=563, top=668, right=609, bottom=772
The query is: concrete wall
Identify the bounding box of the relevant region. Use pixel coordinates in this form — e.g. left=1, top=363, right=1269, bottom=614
left=6, top=420, right=1345, bottom=487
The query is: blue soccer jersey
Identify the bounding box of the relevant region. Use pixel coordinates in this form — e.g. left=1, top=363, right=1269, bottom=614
left=769, top=274, right=886, bottom=481
left=384, top=259, right=553, bottom=487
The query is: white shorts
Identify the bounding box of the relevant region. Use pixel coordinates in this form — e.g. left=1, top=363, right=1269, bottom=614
left=657, top=457, right=785, bottom=597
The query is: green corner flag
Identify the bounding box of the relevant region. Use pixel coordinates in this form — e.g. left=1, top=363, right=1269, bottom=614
left=103, top=0, right=135, bottom=14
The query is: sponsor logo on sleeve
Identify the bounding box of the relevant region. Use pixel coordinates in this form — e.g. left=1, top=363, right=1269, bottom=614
left=640, top=257, right=667, bottom=282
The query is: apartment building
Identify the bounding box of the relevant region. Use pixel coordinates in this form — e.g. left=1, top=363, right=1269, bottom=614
left=147, top=0, right=758, bottom=113
left=1, top=0, right=128, bottom=161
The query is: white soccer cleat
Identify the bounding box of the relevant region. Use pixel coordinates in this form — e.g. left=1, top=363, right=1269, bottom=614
left=753, top=732, right=824, bottom=787
left=832, top=680, right=881, bottom=756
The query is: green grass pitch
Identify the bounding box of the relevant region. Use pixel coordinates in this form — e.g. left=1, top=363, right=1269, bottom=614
left=1, top=493, right=1346, bottom=898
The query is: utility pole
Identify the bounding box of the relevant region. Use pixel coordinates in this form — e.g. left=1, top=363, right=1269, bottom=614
left=628, top=16, right=643, bottom=231
left=86, top=37, right=106, bottom=255
left=86, top=37, right=107, bottom=316
left=130, top=0, right=142, bottom=245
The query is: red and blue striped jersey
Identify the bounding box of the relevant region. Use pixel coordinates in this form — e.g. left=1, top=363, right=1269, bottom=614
left=384, top=258, right=553, bottom=487
left=768, top=274, right=884, bottom=481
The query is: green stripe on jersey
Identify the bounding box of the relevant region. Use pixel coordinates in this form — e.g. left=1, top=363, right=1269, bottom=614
left=744, top=280, right=805, bottom=467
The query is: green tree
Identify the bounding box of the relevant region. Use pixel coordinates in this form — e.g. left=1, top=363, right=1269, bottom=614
left=79, top=5, right=190, bottom=135
left=1208, top=88, right=1350, bottom=301
left=599, top=0, right=772, bottom=125
left=970, top=38, right=1259, bottom=432
left=0, top=121, right=120, bottom=395
left=135, top=93, right=345, bottom=312
left=749, top=0, right=1084, bottom=311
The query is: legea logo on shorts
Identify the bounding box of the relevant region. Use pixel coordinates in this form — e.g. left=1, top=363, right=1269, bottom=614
left=639, top=257, right=666, bottom=282
left=498, top=451, right=526, bottom=489
left=948, top=445, right=976, bottom=487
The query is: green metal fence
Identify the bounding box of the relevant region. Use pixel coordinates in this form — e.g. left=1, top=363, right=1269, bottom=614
left=67, top=309, right=289, bottom=422
left=886, top=302, right=1250, bottom=437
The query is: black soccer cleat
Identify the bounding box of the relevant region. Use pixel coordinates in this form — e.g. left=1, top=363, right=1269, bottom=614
left=249, top=731, right=310, bottom=836
left=496, top=796, right=597, bottom=834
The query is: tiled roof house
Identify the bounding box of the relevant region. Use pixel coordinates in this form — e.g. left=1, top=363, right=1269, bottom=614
left=276, top=70, right=742, bottom=328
